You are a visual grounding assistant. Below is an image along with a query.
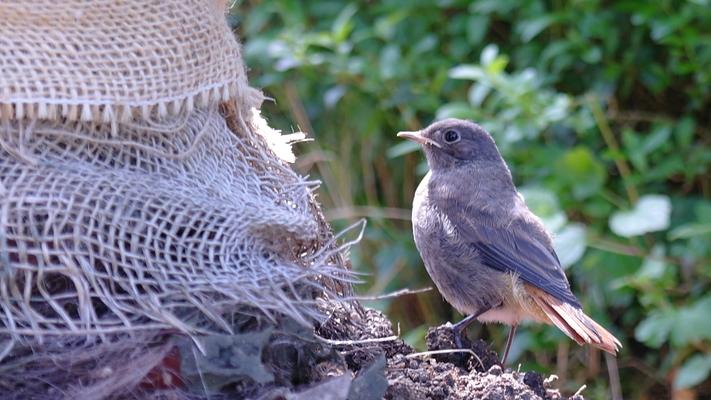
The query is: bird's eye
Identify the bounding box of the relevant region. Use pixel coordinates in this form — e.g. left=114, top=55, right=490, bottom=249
left=443, top=130, right=460, bottom=143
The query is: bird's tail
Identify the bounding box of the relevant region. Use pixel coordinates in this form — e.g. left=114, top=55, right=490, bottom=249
left=527, top=286, right=622, bottom=354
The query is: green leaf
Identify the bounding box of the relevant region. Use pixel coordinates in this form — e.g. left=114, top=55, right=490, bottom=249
left=635, top=310, right=675, bottom=348
left=449, top=65, right=485, bottom=80
left=413, top=35, right=438, bottom=54
left=642, top=125, right=672, bottom=154
left=542, top=95, right=571, bottom=122
left=387, top=140, right=421, bottom=158
left=609, top=195, right=672, bottom=237
left=623, top=129, right=647, bottom=171
left=486, top=55, right=509, bottom=75
left=650, top=16, right=683, bottom=42
left=696, top=202, right=711, bottom=222
left=517, top=16, right=554, bottom=42
left=480, top=44, right=499, bottom=66
left=324, top=85, right=346, bottom=108
left=553, top=223, right=587, bottom=268
left=674, top=354, right=711, bottom=389
left=675, top=116, right=695, bottom=148
left=637, top=245, right=667, bottom=279
left=555, top=147, right=606, bottom=199
left=671, top=296, right=711, bottom=345
left=468, top=83, right=491, bottom=106
left=470, top=0, right=517, bottom=15
left=582, top=47, right=602, bottom=63
left=644, top=156, right=684, bottom=181
left=435, top=102, right=478, bottom=120
left=332, top=4, right=358, bottom=42
left=669, top=223, right=711, bottom=240
left=373, top=10, right=407, bottom=40
left=466, top=15, right=489, bottom=44
left=379, top=44, right=401, bottom=79
left=518, top=186, right=565, bottom=230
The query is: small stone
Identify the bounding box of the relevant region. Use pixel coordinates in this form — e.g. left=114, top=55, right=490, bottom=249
left=488, top=365, right=502, bottom=376
left=392, top=353, right=406, bottom=363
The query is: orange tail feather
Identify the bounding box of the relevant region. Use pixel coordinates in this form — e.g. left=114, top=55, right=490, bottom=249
left=527, top=285, right=622, bottom=355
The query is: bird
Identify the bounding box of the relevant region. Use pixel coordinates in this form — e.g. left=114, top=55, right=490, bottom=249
left=398, top=118, right=621, bottom=365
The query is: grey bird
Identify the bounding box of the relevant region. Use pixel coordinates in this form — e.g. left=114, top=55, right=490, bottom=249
left=398, top=118, right=621, bottom=364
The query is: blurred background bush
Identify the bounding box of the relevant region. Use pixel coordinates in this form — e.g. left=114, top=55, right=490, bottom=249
left=233, top=1, right=711, bottom=398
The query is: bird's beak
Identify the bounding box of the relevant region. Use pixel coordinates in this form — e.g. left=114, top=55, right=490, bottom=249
left=397, top=131, right=442, bottom=148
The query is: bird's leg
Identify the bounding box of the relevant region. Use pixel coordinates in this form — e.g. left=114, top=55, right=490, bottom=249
left=451, top=313, right=481, bottom=349
left=451, top=301, right=502, bottom=348
left=501, top=324, right=517, bottom=366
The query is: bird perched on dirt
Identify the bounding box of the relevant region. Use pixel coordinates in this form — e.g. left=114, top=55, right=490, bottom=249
left=398, top=119, right=621, bottom=365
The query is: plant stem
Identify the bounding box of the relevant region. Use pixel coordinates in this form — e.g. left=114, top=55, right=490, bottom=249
left=588, top=96, right=639, bottom=204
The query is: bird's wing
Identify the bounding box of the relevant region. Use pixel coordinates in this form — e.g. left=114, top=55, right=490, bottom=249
left=443, top=202, right=581, bottom=307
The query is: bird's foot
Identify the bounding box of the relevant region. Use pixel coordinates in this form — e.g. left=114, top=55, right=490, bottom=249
left=450, top=314, right=479, bottom=349
left=451, top=324, right=467, bottom=349
left=427, top=324, right=475, bottom=370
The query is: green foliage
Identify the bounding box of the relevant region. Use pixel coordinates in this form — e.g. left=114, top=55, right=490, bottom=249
left=675, top=354, right=711, bottom=390
left=236, top=0, right=711, bottom=397
left=609, top=194, right=671, bottom=237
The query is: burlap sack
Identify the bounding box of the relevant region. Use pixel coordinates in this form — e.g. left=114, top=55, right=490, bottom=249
left=0, top=0, right=257, bottom=125
left=0, top=1, right=353, bottom=398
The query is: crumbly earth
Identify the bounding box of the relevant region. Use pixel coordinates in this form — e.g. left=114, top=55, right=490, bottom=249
left=312, top=305, right=584, bottom=400
left=383, top=325, right=578, bottom=400
left=181, top=303, right=584, bottom=399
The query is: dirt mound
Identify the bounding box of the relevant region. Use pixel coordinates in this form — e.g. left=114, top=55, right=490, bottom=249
left=130, top=304, right=584, bottom=399
left=383, top=325, right=578, bottom=400
left=304, top=304, right=583, bottom=400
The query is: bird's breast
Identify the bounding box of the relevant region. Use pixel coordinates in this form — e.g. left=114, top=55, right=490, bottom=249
left=412, top=187, right=503, bottom=315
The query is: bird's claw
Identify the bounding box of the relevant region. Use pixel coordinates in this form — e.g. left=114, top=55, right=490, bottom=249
left=451, top=325, right=466, bottom=349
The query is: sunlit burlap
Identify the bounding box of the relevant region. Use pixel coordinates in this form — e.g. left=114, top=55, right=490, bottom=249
left=0, top=1, right=352, bottom=398
left=0, top=0, right=254, bottom=125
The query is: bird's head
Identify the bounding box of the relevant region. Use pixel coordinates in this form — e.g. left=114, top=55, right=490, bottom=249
left=397, top=118, right=503, bottom=170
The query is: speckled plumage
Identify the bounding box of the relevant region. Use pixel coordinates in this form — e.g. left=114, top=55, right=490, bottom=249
left=399, top=119, right=621, bottom=356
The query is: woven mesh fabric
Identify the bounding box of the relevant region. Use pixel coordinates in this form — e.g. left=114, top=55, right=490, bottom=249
left=0, top=108, right=347, bottom=342
left=0, top=0, right=252, bottom=124
left=0, top=107, right=354, bottom=398
left=0, top=1, right=355, bottom=397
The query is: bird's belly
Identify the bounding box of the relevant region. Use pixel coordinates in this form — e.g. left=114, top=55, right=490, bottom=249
left=412, top=207, right=501, bottom=315
left=414, top=232, right=549, bottom=326
left=412, top=197, right=539, bottom=322
left=478, top=305, right=531, bottom=325
left=419, top=253, right=510, bottom=317
left=477, top=286, right=550, bottom=325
